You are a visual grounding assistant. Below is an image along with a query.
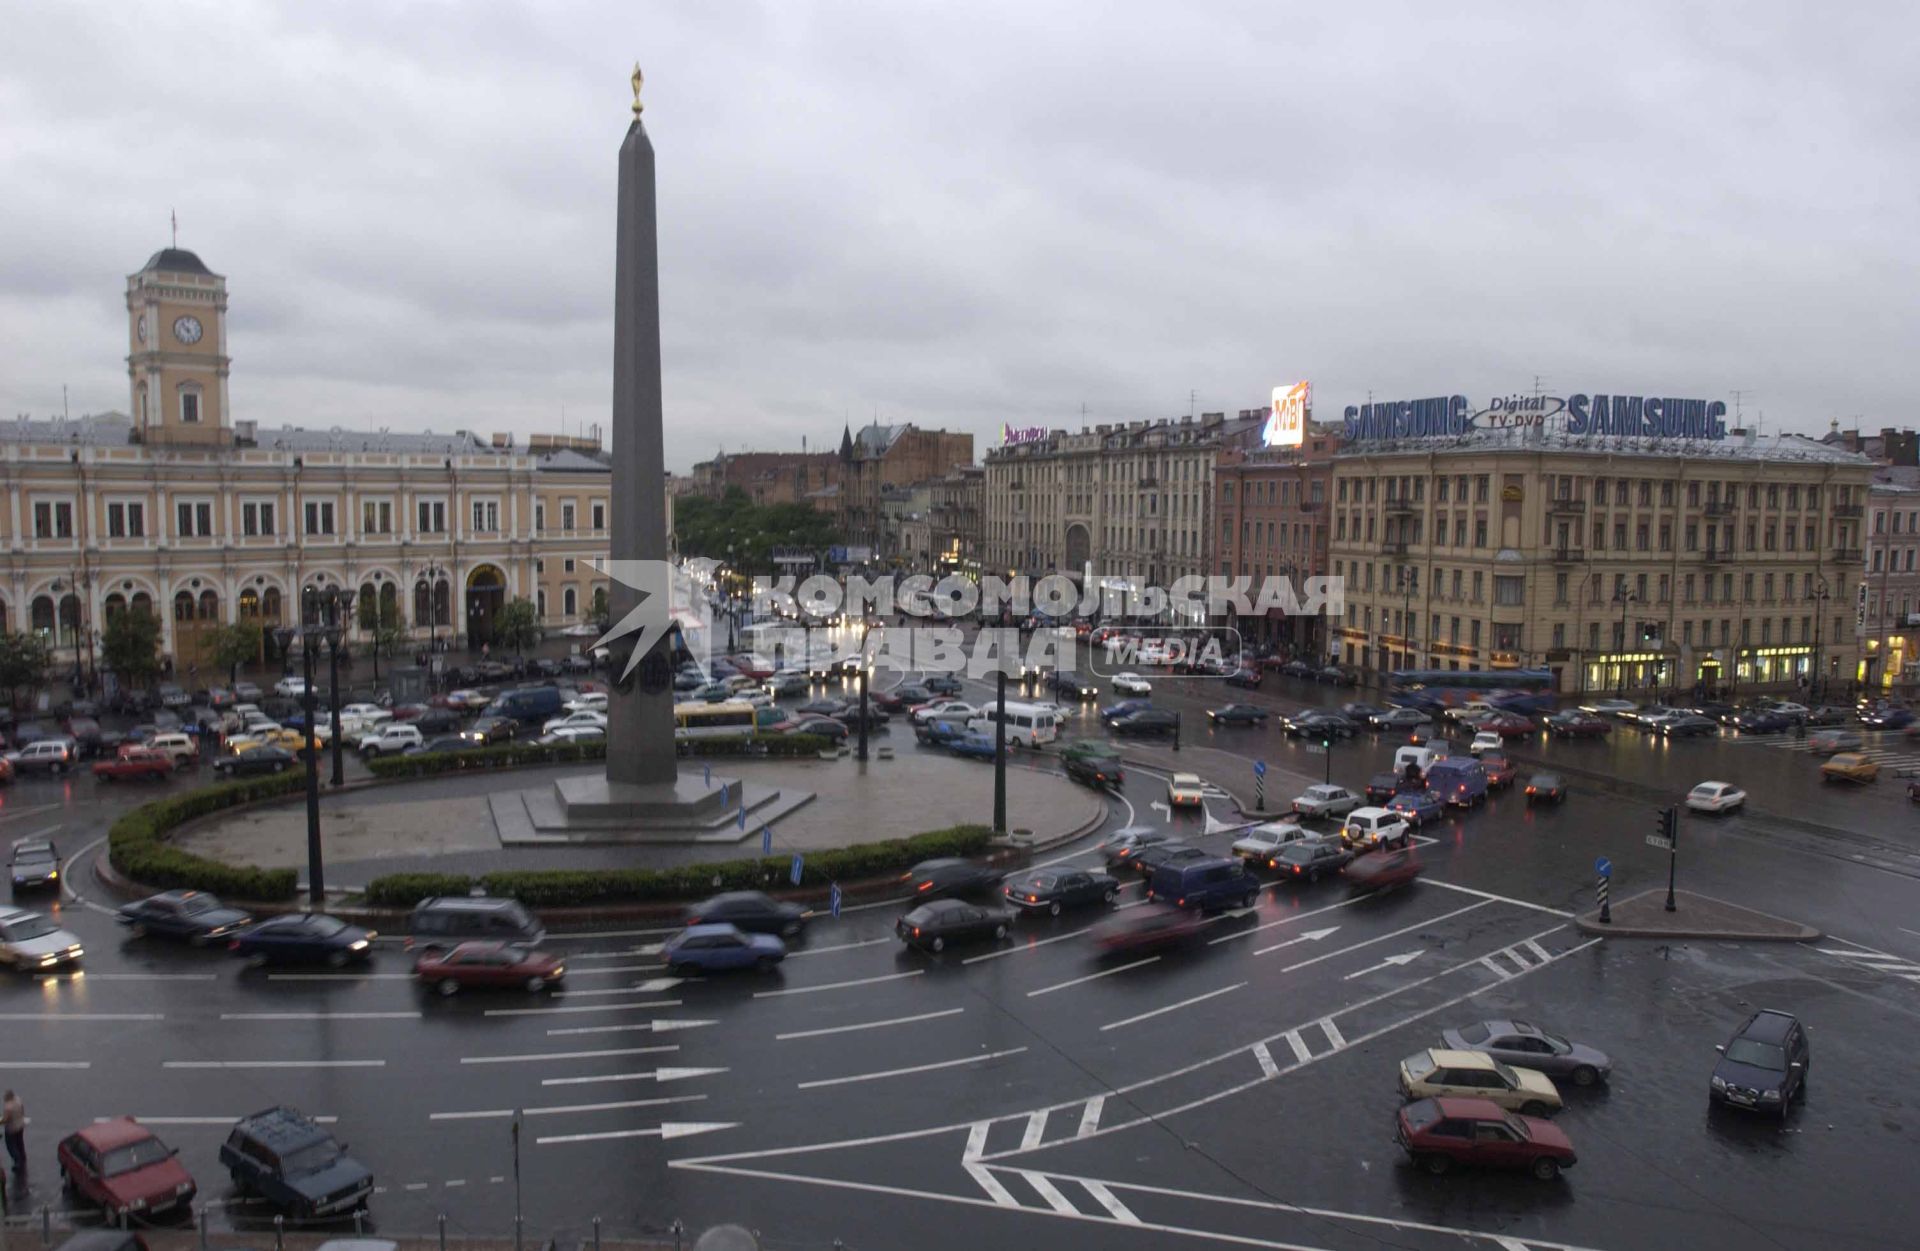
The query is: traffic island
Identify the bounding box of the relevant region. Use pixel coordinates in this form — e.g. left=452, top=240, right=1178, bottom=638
left=1575, top=888, right=1821, bottom=941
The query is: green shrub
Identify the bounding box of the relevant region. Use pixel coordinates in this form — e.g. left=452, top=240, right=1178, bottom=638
left=366, top=733, right=834, bottom=779
left=364, top=823, right=995, bottom=909
left=107, top=773, right=305, bottom=902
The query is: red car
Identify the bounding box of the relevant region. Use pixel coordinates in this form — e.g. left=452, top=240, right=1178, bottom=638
left=92, top=747, right=175, bottom=782
left=1344, top=847, right=1423, bottom=892
left=1482, top=713, right=1537, bottom=738
left=57, top=1116, right=196, bottom=1219
left=1396, top=1096, right=1576, bottom=1180
left=414, top=941, right=566, bottom=995
left=1088, top=904, right=1210, bottom=955
left=388, top=703, right=429, bottom=722
left=1478, top=754, right=1517, bottom=789
left=1548, top=714, right=1611, bottom=738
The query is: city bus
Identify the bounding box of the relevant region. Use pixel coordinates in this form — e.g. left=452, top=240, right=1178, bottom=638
left=1385, top=668, right=1557, bottom=714
left=674, top=700, right=759, bottom=742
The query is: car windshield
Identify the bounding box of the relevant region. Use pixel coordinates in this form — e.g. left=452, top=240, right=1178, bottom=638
left=0, top=916, right=60, bottom=941
left=308, top=916, right=348, bottom=937
left=280, top=1141, right=342, bottom=1174
left=1402, top=1051, right=1436, bottom=1078
left=1725, top=1039, right=1786, bottom=1070
left=179, top=895, right=219, bottom=915
left=102, top=1137, right=173, bottom=1175
left=1503, top=1113, right=1532, bottom=1137
left=1493, top=1060, right=1522, bottom=1084
left=1457, top=1023, right=1491, bottom=1044
left=12, top=847, right=53, bottom=865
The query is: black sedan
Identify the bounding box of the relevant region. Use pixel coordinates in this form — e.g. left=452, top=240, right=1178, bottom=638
left=408, top=735, right=474, bottom=755
left=1729, top=710, right=1791, bottom=734
left=1286, top=713, right=1358, bottom=740
left=1110, top=710, right=1179, bottom=737
left=903, top=858, right=1004, bottom=899
left=1129, top=841, right=1209, bottom=876
left=685, top=890, right=809, bottom=937
left=1207, top=704, right=1269, bottom=726
left=786, top=717, right=850, bottom=742
left=896, top=899, right=1013, bottom=952
left=230, top=914, right=376, bottom=968
left=117, top=890, right=253, bottom=944
left=1660, top=715, right=1720, bottom=738
left=7, top=839, right=59, bottom=892
left=797, top=699, right=852, bottom=719
left=413, top=707, right=463, bottom=734
left=1001, top=868, right=1119, bottom=916
left=212, top=745, right=296, bottom=777
left=925, top=675, right=963, bottom=696
left=1224, top=669, right=1263, bottom=689
left=1524, top=772, right=1568, bottom=804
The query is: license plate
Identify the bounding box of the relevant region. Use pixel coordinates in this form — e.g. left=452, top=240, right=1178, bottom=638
left=1727, top=1092, right=1753, bottom=1106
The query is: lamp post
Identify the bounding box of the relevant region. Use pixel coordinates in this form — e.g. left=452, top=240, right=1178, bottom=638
left=1809, top=576, right=1831, bottom=701
left=1613, top=588, right=1637, bottom=696
left=273, top=614, right=326, bottom=907
left=307, top=585, right=356, bottom=788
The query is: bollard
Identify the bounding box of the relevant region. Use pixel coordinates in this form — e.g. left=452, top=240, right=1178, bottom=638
left=671, top=1219, right=684, bottom=1251
left=40, top=1208, right=49, bottom=1247
left=274, top=1214, right=285, bottom=1251
left=199, top=1207, right=209, bottom=1251
left=439, top=1214, right=448, bottom=1251
left=592, top=1217, right=601, bottom=1251
left=515, top=1214, right=524, bottom=1251
left=1598, top=873, right=1611, bottom=924
left=354, top=1210, right=366, bottom=1235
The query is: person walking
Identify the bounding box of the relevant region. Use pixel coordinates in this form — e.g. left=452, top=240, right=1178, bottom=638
left=2, top=1089, right=25, bottom=1174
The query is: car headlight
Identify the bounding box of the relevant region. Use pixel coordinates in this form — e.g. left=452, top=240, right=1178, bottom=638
left=129, top=1198, right=149, bottom=1211
left=38, top=954, right=58, bottom=964
left=1760, top=1089, right=1781, bottom=1101
left=1710, top=1075, right=1727, bottom=1090
left=348, top=939, right=370, bottom=951
left=175, top=1182, right=193, bottom=1196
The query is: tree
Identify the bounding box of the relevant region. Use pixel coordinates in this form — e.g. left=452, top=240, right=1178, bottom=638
left=0, top=631, right=53, bottom=709
left=494, top=597, right=542, bottom=656
left=674, top=487, right=842, bottom=569
left=208, top=622, right=264, bottom=687
left=101, top=610, right=165, bottom=690
left=366, top=597, right=411, bottom=682
left=590, top=586, right=611, bottom=631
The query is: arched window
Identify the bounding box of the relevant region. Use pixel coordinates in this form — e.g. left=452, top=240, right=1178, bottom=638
left=432, top=579, right=451, bottom=627
left=131, top=591, right=153, bottom=618
left=30, top=595, right=55, bottom=636
left=173, top=591, right=194, bottom=623
left=379, top=582, right=398, bottom=624
left=58, top=594, right=81, bottom=647
left=239, top=588, right=261, bottom=619
left=414, top=579, right=432, bottom=626
left=136, top=383, right=148, bottom=423
left=198, top=589, right=219, bottom=621
left=358, top=583, right=380, bottom=630
left=104, top=593, right=128, bottom=622
left=260, top=587, right=281, bottom=621
left=563, top=586, right=577, bottom=617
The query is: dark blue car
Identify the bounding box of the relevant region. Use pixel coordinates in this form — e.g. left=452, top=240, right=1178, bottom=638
left=230, top=914, right=375, bottom=968
left=663, top=923, right=785, bottom=974
left=1388, top=789, right=1446, bottom=827
left=948, top=733, right=998, bottom=760
left=1861, top=707, right=1915, bottom=730
left=1099, top=698, right=1153, bottom=724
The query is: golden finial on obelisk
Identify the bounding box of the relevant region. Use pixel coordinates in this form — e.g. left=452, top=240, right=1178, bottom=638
left=631, top=63, right=644, bottom=116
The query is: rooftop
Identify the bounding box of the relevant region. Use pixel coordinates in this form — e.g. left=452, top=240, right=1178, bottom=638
left=1337, top=425, right=1873, bottom=466
left=140, top=247, right=215, bottom=277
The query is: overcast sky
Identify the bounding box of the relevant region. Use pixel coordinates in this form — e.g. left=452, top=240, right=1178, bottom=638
left=3, top=2, right=1915, bottom=471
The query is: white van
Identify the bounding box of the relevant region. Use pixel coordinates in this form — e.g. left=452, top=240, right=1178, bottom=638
left=966, top=702, right=1059, bottom=748
left=1393, top=744, right=1441, bottom=777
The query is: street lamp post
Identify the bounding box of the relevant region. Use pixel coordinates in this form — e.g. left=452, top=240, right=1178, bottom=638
left=1809, top=577, right=1831, bottom=701
left=1613, top=589, right=1637, bottom=696
left=314, top=586, right=356, bottom=788
left=274, top=617, right=325, bottom=907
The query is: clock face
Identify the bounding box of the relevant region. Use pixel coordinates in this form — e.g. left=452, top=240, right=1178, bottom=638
left=136, top=315, right=147, bottom=344
left=173, top=315, right=203, bottom=345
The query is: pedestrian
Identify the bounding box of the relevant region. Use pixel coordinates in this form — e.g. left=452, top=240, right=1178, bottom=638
left=2, top=1089, right=24, bottom=1174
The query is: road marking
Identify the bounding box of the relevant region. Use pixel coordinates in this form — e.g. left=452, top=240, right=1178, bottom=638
left=0, top=1061, right=89, bottom=1070
left=797, top=1047, right=1029, bottom=1090
left=1479, top=955, right=1509, bottom=977
left=0, top=1013, right=162, bottom=1022
left=754, top=970, right=923, bottom=998
left=0, top=802, right=67, bottom=822
left=264, top=972, right=412, bottom=981
left=1317, top=1017, right=1346, bottom=1049
left=404, top=1183, right=429, bottom=1192
left=221, top=1011, right=421, bottom=1021
left=1282, top=1030, right=1311, bottom=1064
left=1251, top=925, right=1340, bottom=954
left=964, top=1121, right=991, bottom=1159
left=1099, top=982, right=1244, bottom=1032
left=1019, top=1110, right=1050, bottom=1151
left=542, top=1066, right=728, bottom=1087
left=556, top=985, right=683, bottom=998
left=565, top=964, right=666, bottom=976
left=1422, top=878, right=1574, bottom=917
left=537, top=1121, right=739, bottom=1146
left=785, top=936, right=897, bottom=957
left=431, top=1094, right=708, bottom=1121
left=1017, top=1168, right=1081, bottom=1215
left=485, top=1000, right=681, bottom=1017
left=962, top=926, right=1093, bottom=963
left=1522, top=938, right=1554, bottom=963
left=1251, top=1041, right=1279, bottom=1078
left=567, top=946, right=665, bottom=961
left=1079, top=1178, right=1140, bottom=1225
left=1273, top=900, right=1489, bottom=965
left=77, top=973, right=216, bottom=981
left=1341, top=950, right=1424, bottom=980
left=164, top=1060, right=383, bottom=1069
left=460, top=1045, right=678, bottom=1065
left=548, top=1019, right=717, bottom=1037
left=1077, top=1096, right=1104, bottom=1138
left=104, top=1115, right=337, bottom=1125
left=1207, top=893, right=1376, bottom=944
left=776, top=1007, right=964, bottom=1041
left=1026, top=956, right=1159, bottom=997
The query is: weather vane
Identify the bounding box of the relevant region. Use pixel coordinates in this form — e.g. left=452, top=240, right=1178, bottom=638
left=631, top=63, right=644, bottom=116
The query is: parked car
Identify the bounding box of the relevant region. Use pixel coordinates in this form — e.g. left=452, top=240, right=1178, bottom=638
left=896, top=899, right=1013, bottom=952
left=232, top=681, right=264, bottom=702
left=57, top=1116, right=196, bottom=1221
left=218, top=1106, right=372, bottom=1217
left=1166, top=772, right=1207, bottom=808
left=684, top=891, right=809, bottom=937
left=1230, top=821, right=1315, bottom=863
left=1206, top=703, right=1269, bottom=725
left=465, top=715, right=519, bottom=746
left=1345, top=847, right=1424, bottom=892
left=1686, top=781, right=1747, bottom=814
left=92, top=746, right=174, bottom=782
left=662, top=923, right=786, bottom=973
left=1110, top=710, right=1179, bottom=737
left=1001, top=867, right=1119, bottom=915
left=1386, top=789, right=1446, bottom=828
left=1315, top=664, right=1357, bottom=686
left=230, top=914, right=375, bottom=968
left=414, top=941, right=565, bottom=995
left=117, top=890, right=252, bottom=944
left=1710, top=1008, right=1809, bottom=1117
left=0, top=906, right=83, bottom=971
left=1524, top=772, right=1567, bottom=804
left=903, top=858, right=1003, bottom=898
left=1803, top=705, right=1853, bottom=726
left=1110, top=672, right=1153, bottom=696
left=270, top=677, right=308, bottom=699
left=1371, top=707, right=1431, bottom=730
left=1224, top=668, right=1263, bottom=689
left=1441, top=1020, right=1612, bottom=1087
left=1395, top=1097, right=1576, bottom=1181
left=1399, top=1047, right=1562, bottom=1115
left=212, top=745, right=296, bottom=777
left=1292, top=784, right=1362, bottom=819
left=1820, top=752, right=1879, bottom=783
left=788, top=717, right=850, bottom=742
left=912, top=700, right=979, bottom=725
left=1269, top=839, right=1353, bottom=882
left=8, top=838, right=60, bottom=892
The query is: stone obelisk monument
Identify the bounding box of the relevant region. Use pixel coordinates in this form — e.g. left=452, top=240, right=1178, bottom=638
left=604, top=63, right=677, bottom=788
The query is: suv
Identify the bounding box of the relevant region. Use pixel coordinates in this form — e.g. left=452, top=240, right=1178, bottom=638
left=1711, top=1008, right=1810, bottom=1117
left=1340, top=806, right=1412, bottom=851
left=217, top=1107, right=372, bottom=1217
left=356, top=724, right=424, bottom=757
left=9, top=739, right=76, bottom=775
left=407, top=895, right=545, bottom=952
left=1146, top=856, right=1260, bottom=911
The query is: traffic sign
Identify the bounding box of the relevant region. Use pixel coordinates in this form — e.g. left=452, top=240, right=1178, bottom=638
left=760, top=821, right=770, bottom=852
left=789, top=853, right=804, bottom=885
left=1645, top=835, right=1673, bottom=851
left=829, top=882, right=843, bottom=919
left=1595, top=857, right=1612, bottom=878
left=703, top=763, right=713, bottom=788
left=1253, top=761, right=1267, bottom=777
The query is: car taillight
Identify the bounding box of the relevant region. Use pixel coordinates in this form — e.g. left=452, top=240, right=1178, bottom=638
left=228, top=940, right=241, bottom=951
left=1291, top=865, right=1301, bottom=875
left=917, top=881, right=933, bottom=891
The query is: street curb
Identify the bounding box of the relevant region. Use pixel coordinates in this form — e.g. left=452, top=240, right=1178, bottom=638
left=1572, top=888, right=1822, bottom=942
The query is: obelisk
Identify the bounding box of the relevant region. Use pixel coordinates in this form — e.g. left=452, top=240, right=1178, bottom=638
left=606, top=64, right=677, bottom=788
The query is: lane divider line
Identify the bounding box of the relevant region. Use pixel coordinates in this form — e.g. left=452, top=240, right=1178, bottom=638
left=1099, top=983, right=1244, bottom=1033
left=797, top=1047, right=1028, bottom=1090
left=1026, top=956, right=1157, bottom=998
left=776, top=1007, right=964, bottom=1042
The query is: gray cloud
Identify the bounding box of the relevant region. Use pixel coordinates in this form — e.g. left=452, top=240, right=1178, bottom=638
left=2, top=1, right=1915, bottom=469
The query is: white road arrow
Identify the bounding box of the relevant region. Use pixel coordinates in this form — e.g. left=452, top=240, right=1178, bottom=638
left=1262, top=926, right=1341, bottom=952
left=1342, top=950, right=1423, bottom=980
left=633, top=977, right=685, bottom=993
left=535, top=1120, right=739, bottom=1146
left=1150, top=801, right=1172, bottom=820
left=541, top=1066, right=729, bottom=1088
left=649, top=1018, right=717, bottom=1033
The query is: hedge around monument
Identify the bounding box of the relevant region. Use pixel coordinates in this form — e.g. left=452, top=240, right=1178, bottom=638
left=364, top=732, right=834, bottom=780
left=361, top=824, right=996, bottom=909
left=107, top=772, right=305, bottom=902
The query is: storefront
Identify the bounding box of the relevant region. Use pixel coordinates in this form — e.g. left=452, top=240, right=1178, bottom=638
left=1736, top=645, right=1811, bottom=689
left=1581, top=649, right=1672, bottom=696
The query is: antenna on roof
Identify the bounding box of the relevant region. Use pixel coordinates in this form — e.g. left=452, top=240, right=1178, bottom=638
left=170, top=208, right=177, bottom=249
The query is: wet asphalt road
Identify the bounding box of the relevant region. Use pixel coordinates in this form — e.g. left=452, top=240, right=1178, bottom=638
left=5, top=660, right=1920, bottom=1250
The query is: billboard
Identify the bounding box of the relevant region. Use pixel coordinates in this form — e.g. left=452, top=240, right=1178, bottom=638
left=1001, top=423, right=1049, bottom=446
left=1264, top=382, right=1310, bottom=448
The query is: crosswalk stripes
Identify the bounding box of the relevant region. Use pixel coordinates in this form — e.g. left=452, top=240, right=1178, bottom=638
left=1715, top=728, right=1920, bottom=773
left=1817, top=945, right=1920, bottom=984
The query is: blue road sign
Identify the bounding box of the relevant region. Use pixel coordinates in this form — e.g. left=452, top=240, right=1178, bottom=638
left=1595, top=856, right=1612, bottom=878
left=1253, top=761, right=1267, bottom=777
left=760, top=821, right=770, bottom=852
left=703, top=763, right=713, bottom=788
left=829, top=882, right=843, bottom=918
left=790, top=853, right=804, bottom=885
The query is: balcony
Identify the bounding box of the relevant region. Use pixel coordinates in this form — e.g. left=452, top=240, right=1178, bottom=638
left=1549, top=547, right=1586, bottom=563
left=1833, top=547, right=1865, bottom=564
left=1380, top=539, right=1409, bottom=556
left=1832, top=503, right=1863, bottom=518
left=1701, top=547, right=1733, bottom=563
left=1547, top=496, right=1587, bottom=515
left=1385, top=498, right=1416, bottom=515
left=1704, top=500, right=1736, bottom=517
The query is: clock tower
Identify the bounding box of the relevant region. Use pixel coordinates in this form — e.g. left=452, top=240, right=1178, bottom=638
left=126, top=247, right=232, bottom=447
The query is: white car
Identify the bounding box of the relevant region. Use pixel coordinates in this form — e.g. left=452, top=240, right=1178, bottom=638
left=1291, top=784, right=1362, bottom=819
left=1112, top=673, right=1153, bottom=696
left=340, top=703, right=385, bottom=721
left=1578, top=699, right=1637, bottom=717
left=1765, top=701, right=1810, bottom=720
left=1468, top=731, right=1503, bottom=756
left=273, top=676, right=308, bottom=698
left=912, top=701, right=979, bottom=725
left=1340, top=806, right=1411, bottom=851
left=1230, top=821, right=1316, bottom=862
left=564, top=692, right=609, bottom=714
left=1686, top=781, right=1747, bottom=814
left=1166, top=772, right=1207, bottom=808
left=738, top=690, right=773, bottom=709
left=561, top=622, right=601, bottom=637
left=0, top=907, right=84, bottom=971
left=540, top=725, right=606, bottom=747
left=542, top=711, right=608, bottom=736
left=357, top=724, right=424, bottom=757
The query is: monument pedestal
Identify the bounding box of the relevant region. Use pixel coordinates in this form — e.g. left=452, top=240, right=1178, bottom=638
left=486, top=769, right=815, bottom=845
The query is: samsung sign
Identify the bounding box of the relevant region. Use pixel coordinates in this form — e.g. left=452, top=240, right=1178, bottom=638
left=1342, top=393, right=1730, bottom=442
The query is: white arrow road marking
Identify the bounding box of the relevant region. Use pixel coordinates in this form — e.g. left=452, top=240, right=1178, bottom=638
left=460, top=1045, right=677, bottom=1065
left=547, top=1019, right=717, bottom=1037
left=542, top=1066, right=729, bottom=1088
left=1255, top=926, right=1340, bottom=953
left=1270, top=899, right=1489, bottom=964
left=536, top=1121, right=739, bottom=1146
left=430, top=1094, right=707, bottom=1121
left=1149, top=801, right=1171, bottom=820
left=1342, top=951, right=1424, bottom=980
